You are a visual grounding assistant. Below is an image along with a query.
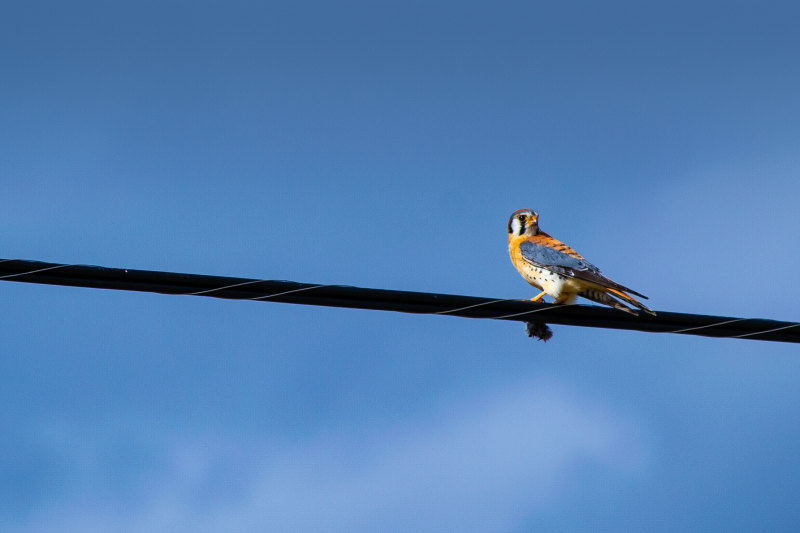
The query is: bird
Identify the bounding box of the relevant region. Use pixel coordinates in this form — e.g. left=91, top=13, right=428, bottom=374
left=508, top=208, right=655, bottom=316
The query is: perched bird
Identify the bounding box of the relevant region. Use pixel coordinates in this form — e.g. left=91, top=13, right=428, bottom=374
left=508, top=209, right=655, bottom=316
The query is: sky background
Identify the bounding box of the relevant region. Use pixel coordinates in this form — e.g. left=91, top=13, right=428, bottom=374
left=1, top=1, right=799, bottom=531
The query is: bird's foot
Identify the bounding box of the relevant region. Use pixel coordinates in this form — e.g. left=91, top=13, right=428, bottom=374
left=530, top=291, right=547, bottom=303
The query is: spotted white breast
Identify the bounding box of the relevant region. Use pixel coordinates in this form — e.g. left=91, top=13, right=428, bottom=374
left=515, top=259, right=581, bottom=303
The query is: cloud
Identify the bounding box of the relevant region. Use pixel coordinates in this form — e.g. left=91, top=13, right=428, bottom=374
left=626, top=147, right=800, bottom=319
left=15, top=379, right=647, bottom=533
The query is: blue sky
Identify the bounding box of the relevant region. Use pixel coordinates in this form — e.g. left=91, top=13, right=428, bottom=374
left=1, top=1, right=799, bottom=531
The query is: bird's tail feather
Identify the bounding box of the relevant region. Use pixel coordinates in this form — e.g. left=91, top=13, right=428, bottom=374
left=606, top=288, right=657, bottom=316
left=579, top=289, right=639, bottom=315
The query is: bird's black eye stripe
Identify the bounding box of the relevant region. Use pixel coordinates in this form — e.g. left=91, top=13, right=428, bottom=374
left=517, top=215, right=526, bottom=234
left=517, top=217, right=525, bottom=234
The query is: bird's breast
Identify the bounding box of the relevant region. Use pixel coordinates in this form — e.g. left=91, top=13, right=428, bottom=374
left=518, top=262, right=566, bottom=294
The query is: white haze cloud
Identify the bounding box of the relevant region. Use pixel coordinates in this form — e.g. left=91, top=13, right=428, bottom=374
left=16, top=379, right=648, bottom=533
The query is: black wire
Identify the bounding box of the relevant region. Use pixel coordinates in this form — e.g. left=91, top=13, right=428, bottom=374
left=0, top=258, right=798, bottom=343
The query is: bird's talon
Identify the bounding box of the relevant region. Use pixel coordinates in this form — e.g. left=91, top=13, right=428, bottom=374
left=529, top=291, right=547, bottom=303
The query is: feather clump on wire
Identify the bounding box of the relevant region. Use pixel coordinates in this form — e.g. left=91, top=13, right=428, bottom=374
left=525, top=320, right=553, bottom=341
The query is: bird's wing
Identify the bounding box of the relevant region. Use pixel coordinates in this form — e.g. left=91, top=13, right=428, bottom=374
left=518, top=240, right=648, bottom=299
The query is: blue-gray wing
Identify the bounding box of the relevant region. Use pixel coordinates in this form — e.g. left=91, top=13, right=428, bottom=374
left=519, top=241, right=599, bottom=275
left=518, top=241, right=647, bottom=298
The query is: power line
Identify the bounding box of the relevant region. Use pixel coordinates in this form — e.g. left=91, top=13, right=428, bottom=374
left=0, top=258, right=797, bottom=343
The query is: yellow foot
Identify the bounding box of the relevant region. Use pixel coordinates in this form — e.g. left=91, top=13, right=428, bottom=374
left=530, top=291, right=547, bottom=303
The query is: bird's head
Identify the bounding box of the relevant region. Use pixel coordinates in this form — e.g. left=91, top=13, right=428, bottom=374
left=508, top=208, right=539, bottom=236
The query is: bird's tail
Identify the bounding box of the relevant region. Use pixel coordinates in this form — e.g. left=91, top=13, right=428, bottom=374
left=607, top=288, right=657, bottom=316
left=579, top=289, right=639, bottom=315
left=579, top=288, right=657, bottom=316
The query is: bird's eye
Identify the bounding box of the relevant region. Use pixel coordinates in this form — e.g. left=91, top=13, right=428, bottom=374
left=517, top=215, right=526, bottom=222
